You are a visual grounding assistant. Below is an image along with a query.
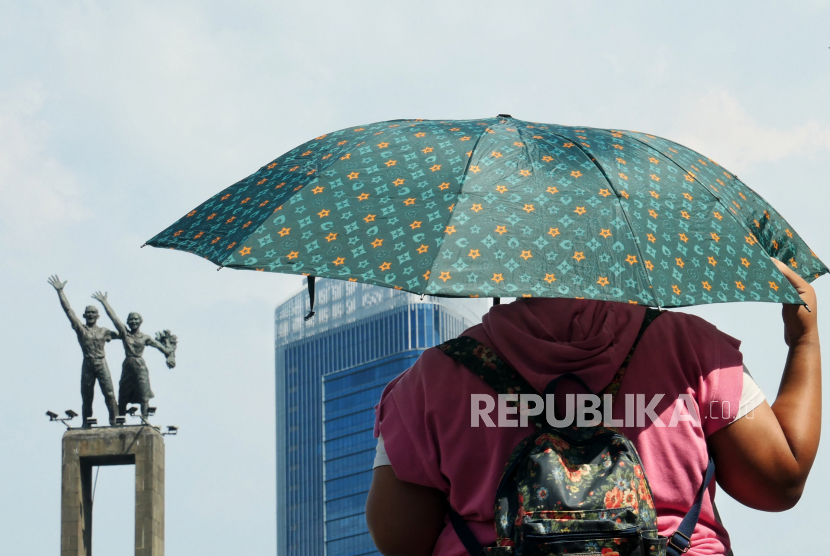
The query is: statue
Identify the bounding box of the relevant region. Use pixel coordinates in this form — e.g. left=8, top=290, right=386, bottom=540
left=92, top=291, right=177, bottom=418
left=48, top=275, right=119, bottom=427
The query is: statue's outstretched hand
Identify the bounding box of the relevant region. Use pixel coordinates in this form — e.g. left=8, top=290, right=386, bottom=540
left=91, top=291, right=108, bottom=303
left=48, top=275, right=67, bottom=291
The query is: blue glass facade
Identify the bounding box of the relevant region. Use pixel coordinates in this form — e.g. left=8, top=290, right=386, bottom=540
left=275, top=281, right=485, bottom=556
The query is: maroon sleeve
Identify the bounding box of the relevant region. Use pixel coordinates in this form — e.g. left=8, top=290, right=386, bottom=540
left=682, top=314, right=744, bottom=437
left=373, top=349, right=451, bottom=492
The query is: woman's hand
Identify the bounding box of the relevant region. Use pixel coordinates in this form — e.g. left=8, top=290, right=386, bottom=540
left=771, top=258, right=818, bottom=346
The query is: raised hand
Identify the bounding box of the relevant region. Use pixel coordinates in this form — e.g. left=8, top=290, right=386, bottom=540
left=48, top=275, right=67, bottom=291
left=91, top=291, right=108, bottom=304
left=772, top=257, right=818, bottom=346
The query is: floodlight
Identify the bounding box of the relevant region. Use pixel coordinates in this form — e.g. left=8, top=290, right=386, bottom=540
left=162, top=426, right=179, bottom=436
left=86, top=418, right=98, bottom=426
left=147, top=407, right=157, bottom=417
left=46, top=409, right=78, bottom=429
left=115, top=416, right=126, bottom=425
left=126, top=407, right=138, bottom=416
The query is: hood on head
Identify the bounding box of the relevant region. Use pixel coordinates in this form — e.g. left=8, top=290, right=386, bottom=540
left=479, top=298, right=647, bottom=395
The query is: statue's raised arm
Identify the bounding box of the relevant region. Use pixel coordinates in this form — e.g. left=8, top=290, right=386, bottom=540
left=48, top=275, right=82, bottom=331
left=92, top=291, right=127, bottom=338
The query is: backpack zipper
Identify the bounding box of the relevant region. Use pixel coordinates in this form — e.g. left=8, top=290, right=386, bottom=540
left=524, top=526, right=641, bottom=543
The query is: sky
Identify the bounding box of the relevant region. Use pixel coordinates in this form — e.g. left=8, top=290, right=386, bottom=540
left=1, top=0, right=829, bottom=554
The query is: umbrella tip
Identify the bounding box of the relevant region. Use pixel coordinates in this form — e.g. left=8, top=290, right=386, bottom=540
left=498, top=114, right=512, bottom=118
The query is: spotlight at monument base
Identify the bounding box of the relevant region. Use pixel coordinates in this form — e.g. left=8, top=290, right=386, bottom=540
left=148, top=407, right=157, bottom=417
left=65, top=409, right=78, bottom=419
left=115, top=416, right=126, bottom=425
left=46, top=411, right=58, bottom=420
left=126, top=407, right=138, bottom=416
left=86, top=418, right=98, bottom=426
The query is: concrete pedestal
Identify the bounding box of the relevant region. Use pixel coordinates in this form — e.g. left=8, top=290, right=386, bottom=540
left=61, top=426, right=164, bottom=556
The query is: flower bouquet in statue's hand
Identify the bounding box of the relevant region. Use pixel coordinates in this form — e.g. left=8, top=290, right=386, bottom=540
left=155, top=330, right=178, bottom=369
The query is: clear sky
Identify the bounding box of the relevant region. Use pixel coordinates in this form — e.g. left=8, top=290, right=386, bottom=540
left=2, top=1, right=829, bottom=554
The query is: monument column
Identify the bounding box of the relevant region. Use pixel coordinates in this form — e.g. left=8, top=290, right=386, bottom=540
left=60, top=426, right=165, bottom=556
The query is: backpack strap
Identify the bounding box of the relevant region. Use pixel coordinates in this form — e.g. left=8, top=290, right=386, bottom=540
left=437, top=335, right=545, bottom=427
left=666, top=459, right=716, bottom=555
left=438, top=337, right=542, bottom=554
left=601, top=307, right=662, bottom=399
left=448, top=507, right=484, bottom=556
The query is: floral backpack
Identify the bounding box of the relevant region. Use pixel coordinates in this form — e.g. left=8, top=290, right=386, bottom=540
left=437, top=308, right=715, bottom=556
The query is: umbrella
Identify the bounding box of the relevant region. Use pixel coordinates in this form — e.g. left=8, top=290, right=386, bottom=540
left=147, top=115, right=826, bottom=309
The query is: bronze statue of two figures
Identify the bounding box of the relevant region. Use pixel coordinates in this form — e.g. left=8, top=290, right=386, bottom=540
left=48, top=275, right=178, bottom=427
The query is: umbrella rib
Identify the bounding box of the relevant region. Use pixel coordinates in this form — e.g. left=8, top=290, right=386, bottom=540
left=620, top=133, right=776, bottom=259
left=619, top=132, right=817, bottom=301
left=428, top=122, right=493, bottom=297
left=215, top=144, right=334, bottom=270
left=621, top=133, right=728, bottom=194
left=543, top=129, right=660, bottom=308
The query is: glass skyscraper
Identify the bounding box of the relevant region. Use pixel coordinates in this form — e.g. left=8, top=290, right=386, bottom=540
left=275, top=280, right=486, bottom=556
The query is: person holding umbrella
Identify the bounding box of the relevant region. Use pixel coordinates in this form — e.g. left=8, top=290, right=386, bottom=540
left=365, top=259, right=820, bottom=556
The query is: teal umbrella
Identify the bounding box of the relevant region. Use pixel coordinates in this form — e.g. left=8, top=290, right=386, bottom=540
left=147, top=115, right=826, bottom=308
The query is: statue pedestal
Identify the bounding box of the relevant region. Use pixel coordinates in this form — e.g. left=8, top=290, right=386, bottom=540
left=61, top=426, right=165, bottom=556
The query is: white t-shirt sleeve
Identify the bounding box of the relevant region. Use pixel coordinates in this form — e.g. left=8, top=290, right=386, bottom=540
left=735, top=365, right=765, bottom=421
left=373, top=434, right=392, bottom=468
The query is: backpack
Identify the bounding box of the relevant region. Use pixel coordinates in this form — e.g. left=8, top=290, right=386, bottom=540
left=438, top=308, right=715, bottom=556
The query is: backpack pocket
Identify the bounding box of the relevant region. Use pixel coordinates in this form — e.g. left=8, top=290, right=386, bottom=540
left=517, top=508, right=643, bottom=556
left=521, top=527, right=643, bottom=556
left=520, top=507, right=640, bottom=535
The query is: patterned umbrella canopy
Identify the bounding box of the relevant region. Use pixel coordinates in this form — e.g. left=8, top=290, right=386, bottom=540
left=147, top=115, right=826, bottom=307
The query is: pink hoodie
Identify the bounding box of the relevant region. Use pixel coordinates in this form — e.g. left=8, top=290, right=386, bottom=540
left=374, top=298, right=744, bottom=556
